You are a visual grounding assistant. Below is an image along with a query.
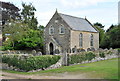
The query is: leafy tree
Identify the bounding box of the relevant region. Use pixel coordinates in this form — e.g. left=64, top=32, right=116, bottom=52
left=100, top=24, right=120, bottom=48
left=93, top=22, right=104, bottom=29
left=3, top=19, right=44, bottom=50
left=106, top=24, right=114, bottom=32
left=2, top=2, right=44, bottom=51
left=21, top=3, right=38, bottom=30
left=0, top=1, right=20, bottom=25
left=3, top=20, right=29, bottom=50
left=108, top=25, right=120, bottom=48
left=100, top=34, right=110, bottom=48
left=16, top=29, right=44, bottom=50
left=93, top=23, right=105, bottom=46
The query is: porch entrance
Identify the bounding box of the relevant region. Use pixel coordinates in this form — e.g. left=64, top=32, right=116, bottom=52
left=49, top=43, right=54, bottom=55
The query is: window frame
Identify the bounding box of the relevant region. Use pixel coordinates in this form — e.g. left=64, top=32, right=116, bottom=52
left=90, top=34, right=94, bottom=47
left=49, top=26, right=54, bottom=35
left=59, top=25, right=65, bottom=34
left=79, top=33, right=83, bottom=48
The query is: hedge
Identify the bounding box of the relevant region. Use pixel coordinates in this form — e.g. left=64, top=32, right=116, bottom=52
left=68, top=52, right=96, bottom=64
left=2, top=55, right=60, bottom=71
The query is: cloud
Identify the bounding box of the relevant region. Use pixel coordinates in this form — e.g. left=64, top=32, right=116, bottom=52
left=35, top=11, right=55, bottom=26
left=1, top=0, right=118, bottom=29
left=60, top=0, right=116, bottom=8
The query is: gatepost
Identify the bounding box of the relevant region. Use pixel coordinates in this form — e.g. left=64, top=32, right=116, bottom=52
left=62, top=51, right=68, bottom=66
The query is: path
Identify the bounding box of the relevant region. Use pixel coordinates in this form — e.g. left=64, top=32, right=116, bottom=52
left=1, top=71, right=90, bottom=79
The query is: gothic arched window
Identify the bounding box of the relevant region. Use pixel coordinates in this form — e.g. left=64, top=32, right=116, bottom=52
left=79, top=33, right=83, bottom=47
left=59, top=24, right=65, bottom=34
left=90, top=34, right=93, bottom=46
left=49, top=26, right=54, bottom=35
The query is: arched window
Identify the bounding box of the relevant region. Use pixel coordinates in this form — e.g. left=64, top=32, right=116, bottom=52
left=90, top=34, right=93, bottom=46
left=49, top=26, right=54, bottom=35
left=79, top=33, right=83, bottom=47
left=59, top=24, right=65, bottom=34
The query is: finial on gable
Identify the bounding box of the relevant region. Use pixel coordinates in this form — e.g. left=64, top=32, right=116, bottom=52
left=55, top=8, right=58, bottom=13
left=85, top=16, right=87, bottom=19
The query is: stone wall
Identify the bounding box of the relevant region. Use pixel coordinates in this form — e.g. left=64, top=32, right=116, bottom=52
left=67, top=48, right=119, bottom=66
left=1, top=49, right=119, bottom=72
left=1, top=50, right=42, bottom=56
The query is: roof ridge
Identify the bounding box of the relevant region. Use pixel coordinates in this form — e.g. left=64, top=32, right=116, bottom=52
left=59, top=13, right=85, bottom=20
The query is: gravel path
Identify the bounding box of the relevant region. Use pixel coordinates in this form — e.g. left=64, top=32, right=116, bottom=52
left=1, top=71, right=88, bottom=79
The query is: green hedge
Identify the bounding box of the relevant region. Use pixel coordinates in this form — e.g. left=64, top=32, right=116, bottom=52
left=69, top=52, right=96, bottom=64
left=2, top=55, right=60, bottom=71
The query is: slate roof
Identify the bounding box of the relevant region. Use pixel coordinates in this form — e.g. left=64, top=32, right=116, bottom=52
left=59, top=13, right=98, bottom=32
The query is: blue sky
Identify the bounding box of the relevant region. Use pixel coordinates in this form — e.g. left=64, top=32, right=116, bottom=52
left=2, top=0, right=119, bottom=30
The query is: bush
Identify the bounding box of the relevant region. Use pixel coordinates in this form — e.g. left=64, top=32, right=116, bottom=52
left=118, top=48, right=120, bottom=54
left=69, top=52, right=96, bottom=64
left=99, top=52, right=105, bottom=58
left=2, top=55, right=60, bottom=71
left=85, top=52, right=96, bottom=61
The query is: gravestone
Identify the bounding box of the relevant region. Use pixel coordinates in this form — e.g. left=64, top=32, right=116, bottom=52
left=7, top=50, right=11, bottom=54
left=37, top=51, right=42, bottom=56
left=32, top=50, right=37, bottom=56
left=80, top=49, right=86, bottom=52
left=91, top=47, right=95, bottom=51
left=87, top=48, right=91, bottom=51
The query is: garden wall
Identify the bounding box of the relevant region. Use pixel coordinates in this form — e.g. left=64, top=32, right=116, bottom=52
left=62, top=48, right=119, bottom=66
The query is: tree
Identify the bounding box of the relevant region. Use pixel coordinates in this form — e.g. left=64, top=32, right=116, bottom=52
left=100, top=34, right=110, bottom=48
left=2, top=2, right=44, bottom=51
left=1, top=1, right=20, bottom=43
left=106, top=24, right=114, bottom=32
left=16, top=29, right=44, bottom=50
left=93, top=22, right=105, bottom=46
left=21, top=3, right=38, bottom=30
left=3, top=20, right=44, bottom=50
left=3, top=20, right=29, bottom=50
left=108, top=25, right=120, bottom=48
left=0, top=1, right=20, bottom=25
left=100, top=24, right=120, bottom=49
left=93, top=22, right=104, bottom=29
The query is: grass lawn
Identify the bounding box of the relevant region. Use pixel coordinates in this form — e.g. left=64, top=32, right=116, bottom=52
left=2, top=58, right=119, bottom=79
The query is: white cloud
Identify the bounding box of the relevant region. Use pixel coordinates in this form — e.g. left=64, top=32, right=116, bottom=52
left=60, top=0, right=117, bottom=8
left=1, top=0, right=118, bottom=29
left=35, top=11, right=55, bottom=26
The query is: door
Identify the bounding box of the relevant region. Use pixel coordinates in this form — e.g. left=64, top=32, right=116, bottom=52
left=49, top=43, right=54, bottom=55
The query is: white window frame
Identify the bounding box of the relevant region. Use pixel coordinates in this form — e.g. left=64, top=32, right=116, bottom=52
left=90, top=34, right=94, bottom=47
left=79, top=33, right=83, bottom=48
left=49, top=26, right=54, bottom=35
left=59, top=25, right=65, bottom=34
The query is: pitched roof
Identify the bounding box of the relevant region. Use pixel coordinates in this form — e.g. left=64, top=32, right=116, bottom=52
left=59, top=13, right=98, bottom=32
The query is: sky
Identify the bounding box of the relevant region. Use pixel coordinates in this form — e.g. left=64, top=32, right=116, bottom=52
left=1, top=0, right=119, bottom=30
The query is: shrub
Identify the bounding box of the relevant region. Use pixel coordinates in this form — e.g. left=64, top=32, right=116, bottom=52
left=68, top=52, right=96, bottom=64
left=85, top=52, right=96, bottom=61
left=99, top=52, right=105, bottom=58
left=2, top=55, right=60, bottom=71
left=118, top=48, right=120, bottom=54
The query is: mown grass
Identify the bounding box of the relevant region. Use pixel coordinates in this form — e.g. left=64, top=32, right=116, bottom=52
left=2, top=58, right=119, bottom=79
